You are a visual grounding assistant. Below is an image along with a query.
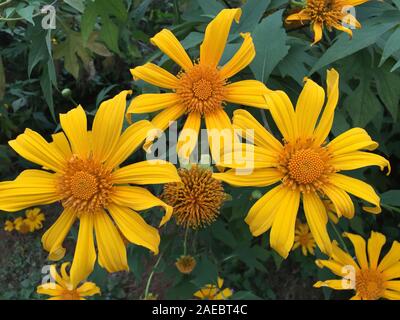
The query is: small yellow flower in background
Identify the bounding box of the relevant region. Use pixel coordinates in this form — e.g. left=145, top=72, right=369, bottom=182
left=286, top=0, right=369, bottom=44
left=4, top=220, right=14, bottom=232
left=25, top=208, right=45, bottom=231
left=314, top=231, right=400, bottom=300
left=293, top=220, right=316, bottom=256
left=128, top=8, right=270, bottom=159
left=14, top=217, right=32, bottom=234
left=37, top=262, right=100, bottom=300
left=162, top=165, right=225, bottom=229
left=194, top=277, right=233, bottom=300
left=214, top=69, right=390, bottom=259
left=175, top=255, right=197, bottom=274
left=0, top=90, right=181, bottom=287
left=323, top=199, right=340, bottom=224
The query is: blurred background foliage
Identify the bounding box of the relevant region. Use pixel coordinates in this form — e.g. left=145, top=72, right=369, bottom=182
left=0, top=0, right=399, bottom=300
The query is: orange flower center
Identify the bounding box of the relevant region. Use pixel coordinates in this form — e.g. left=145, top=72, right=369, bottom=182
left=61, top=289, right=81, bottom=300
left=278, top=139, right=334, bottom=192
left=307, top=0, right=344, bottom=24
left=176, top=63, right=226, bottom=115
left=355, top=269, right=385, bottom=300
left=57, top=156, right=114, bottom=214
left=18, top=221, right=31, bottom=234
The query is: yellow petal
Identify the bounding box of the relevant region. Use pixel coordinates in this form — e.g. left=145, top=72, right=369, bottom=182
left=245, top=185, right=286, bottom=236
left=127, top=93, right=181, bottom=114
left=286, top=11, right=311, bottom=22
left=330, top=151, right=390, bottom=175
left=213, top=167, right=282, bottom=187
left=0, top=170, right=59, bottom=212
left=220, top=33, right=255, bottom=79
left=382, top=289, right=400, bottom=300
left=330, top=173, right=381, bottom=214
left=94, top=210, right=128, bottom=273
left=270, top=188, right=300, bottom=258
left=110, top=186, right=173, bottom=227
left=37, top=283, right=65, bottom=296
left=59, top=105, right=89, bottom=158
left=91, top=90, right=131, bottom=162
left=143, top=104, right=186, bottom=152
left=322, top=183, right=355, bottom=218
left=384, top=281, right=400, bottom=293
left=112, top=160, right=181, bottom=185
left=105, top=120, right=154, bottom=169
left=51, top=132, right=72, bottom=159
left=233, top=109, right=283, bottom=154
left=378, top=241, right=400, bottom=272
left=70, top=214, right=96, bottom=287
left=264, top=90, right=297, bottom=142
left=331, top=241, right=359, bottom=269
left=295, top=78, right=325, bottom=138
left=368, top=231, right=386, bottom=270
left=328, top=128, right=379, bottom=155
left=313, top=279, right=350, bottom=290
left=312, top=22, right=323, bottom=45
left=9, top=129, right=66, bottom=172
left=382, top=263, right=400, bottom=281
left=150, top=29, right=193, bottom=71
left=108, top=204, right=160, bottom=254
left=217, top=144, right=277, bottom=170
left=200, top=8, right=242, bottom=68
left=130, top=63, right=179, bottom=89
left=77, top=282, right=101, bottom=296
left=42, top=208, right=76, bottom=261
left=343, top=232, right=368, bottom=269
left=316, top=259, right=347, bottom=277
left=177, top=112, right=201, bottom=160
left=225, top=80, right=270, bottom=109
left=344, top=0, right=369, bottom=6
left=313, top=69, right=340, bottom=145
left=303, top=192, right=332, bottom=255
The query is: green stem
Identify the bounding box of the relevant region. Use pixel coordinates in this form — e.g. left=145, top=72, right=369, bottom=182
left=329, top=220, right=350, bottom=254
left=143, top=253, right=163, bottom=299
left=183, top=227, right=189, bottom=256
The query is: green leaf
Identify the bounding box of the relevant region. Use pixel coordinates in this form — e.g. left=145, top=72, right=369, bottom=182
left=0, top=55, right=5, bottom=100
left=231, top=291, right=262, bottom=300
left=210, top=221, right=237, bottom=248
left=81, top=1, right=98, bottom=43
left=381, top=190, right=400, bottom=207
left=99, top=15, right=120, bottom=54
left=374, top=66, right=400, bottom=120
left=64, top=0, right=85, bottom=13
left=380, top=27, right=400, bottom=66
left=311, top=14, right=400, bottom=74
left=250, top=10, right=289, bottom=83
left=16, top=5, right=35, bottom=25
left=192, top=256, right=218, bottom=286
left=393, top=0, right=400, bottom=10
left=231, top=0, right=271, bottom=33
left=40, top=61, right=55, bottom=121
left=195, top=0, right=225, bottom=17
left=344, top=77, right=380, bottom=127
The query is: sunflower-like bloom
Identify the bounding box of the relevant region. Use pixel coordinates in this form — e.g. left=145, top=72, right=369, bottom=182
left=37, top=262, right=100, bottom=300
left=315, top=232, right=400, bottom=300
left=213, top=69, right=390, bottom=258
left=175, top=255, right=197, bottom=274
left=162, top=165, right=226, bottom=229
left=25, top=208, right=45, bottom=231
left=128, top=8, right=269, bottom=159
left=14, top=217, right=32, bottom=234
left=0, top=91, right=180, bottom=287
left=286, top=0, right=369, bottom=44
left=4, top=220, right=14, bottom=232
left=293, top=220, right=316, bottom=256
left=194, top=277, right=233, bottom=300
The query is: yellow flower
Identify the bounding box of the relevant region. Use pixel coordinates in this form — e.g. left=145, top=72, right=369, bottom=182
left=127, top=8, right=269, bottom=159
left=14, top=217, right=32, bottom=234
left=162, top=165, right=225, bottom=229
left=286, top=0, right=369, bottom=44
left=175, top=255, right=197, bottom=274
left=4, top=220, right=14, bottom=232
left=293, top=220, right=316, bottom=256
left=37, top=262, right=100, bottom=300
left=25, top=208, right=45, bottom=231
left=314, top=231, right=400, bottom=300
left=323, top=199, right=340, bottom=224
left=0, top=91, right=181, bottom=287
left=194, top=277, right=233, bottom=300
left=213, top=69, right=390, bottom=258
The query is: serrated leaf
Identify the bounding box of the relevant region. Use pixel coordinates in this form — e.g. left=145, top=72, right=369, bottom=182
left=311, top=14, right=400, bottom=74
left=380, top=27, right=400, bottom=66
left=250, top=10, right=289, bottom=83
left=81, top=1, right=98, bottom=43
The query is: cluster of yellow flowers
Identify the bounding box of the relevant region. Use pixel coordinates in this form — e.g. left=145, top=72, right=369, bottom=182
left=4, top=208, right=45, bottom=234
left=0, top=5, right=398, bottom=300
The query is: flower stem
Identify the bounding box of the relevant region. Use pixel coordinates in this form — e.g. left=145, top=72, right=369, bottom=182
left=143, top=253, right=163, bottom=299
left=183, top=227, right=189, bottom=256
left=329, top=220, right=350, bottom=254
